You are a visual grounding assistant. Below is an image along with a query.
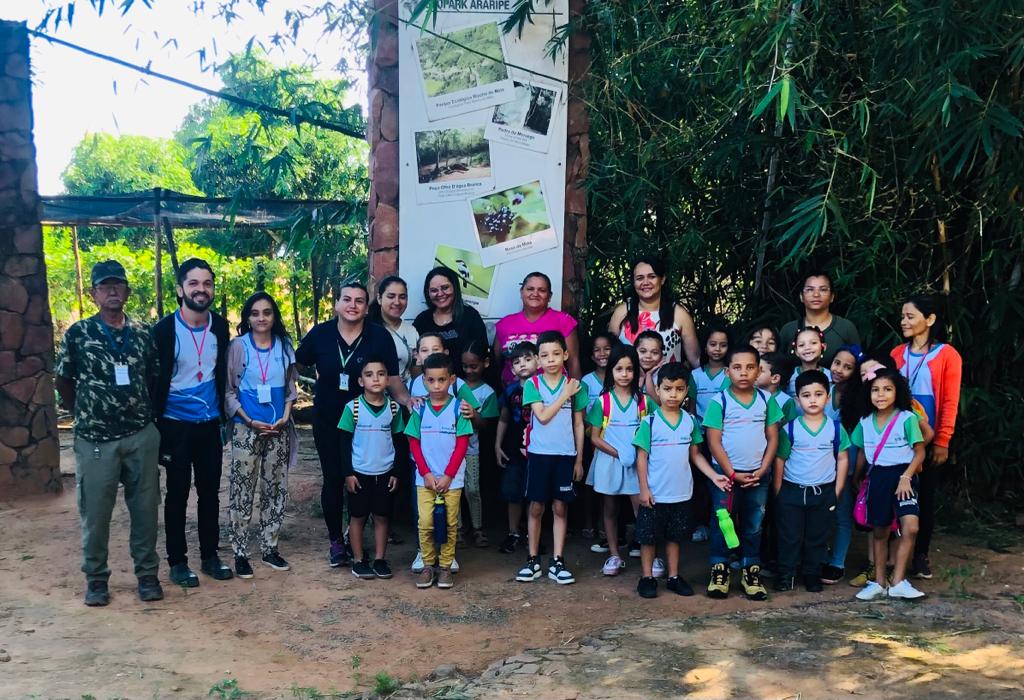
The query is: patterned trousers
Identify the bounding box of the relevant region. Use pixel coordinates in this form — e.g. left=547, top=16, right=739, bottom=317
left=228, top=424, right=290, bottom=558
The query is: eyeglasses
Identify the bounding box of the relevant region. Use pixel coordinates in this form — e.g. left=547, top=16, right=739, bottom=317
left=94, top=282, right=128, bottom=295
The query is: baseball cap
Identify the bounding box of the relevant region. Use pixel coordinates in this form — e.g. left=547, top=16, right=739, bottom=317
left=90, top=260, right=128, bottom=287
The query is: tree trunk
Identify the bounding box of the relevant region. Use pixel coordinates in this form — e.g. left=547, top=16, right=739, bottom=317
left=70, top=225, right=84, bottom=318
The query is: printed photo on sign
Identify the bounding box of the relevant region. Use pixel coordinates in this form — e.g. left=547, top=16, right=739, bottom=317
left=413, top=126, right=494, bottom=204
left=485, top=81, right=563, bottom=153
left=433, top=243, right=496, bottom=315
left=469, top=180, right=557, bottom=267
left=414, top=21, right=515, bottom=121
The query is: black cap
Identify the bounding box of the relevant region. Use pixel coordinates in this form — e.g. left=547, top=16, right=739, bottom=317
left=90, top=260, right=128, bottom=287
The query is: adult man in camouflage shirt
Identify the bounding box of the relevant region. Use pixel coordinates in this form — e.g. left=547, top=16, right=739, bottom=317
left=55, top=260, right=164, bottom=606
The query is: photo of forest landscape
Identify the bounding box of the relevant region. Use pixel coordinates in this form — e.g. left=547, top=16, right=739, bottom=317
left=415, top=127, right=492, bottom=183
left=434, top=244, right=494, bottom=301
left=417, top=22, right=509, bottom=98
left=493, top=82, right=556, bottom=135
left=471, top=180, right=551, bottom=248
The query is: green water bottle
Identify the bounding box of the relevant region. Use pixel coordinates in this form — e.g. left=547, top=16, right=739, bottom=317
left=716, top=508, right=740, bottom=549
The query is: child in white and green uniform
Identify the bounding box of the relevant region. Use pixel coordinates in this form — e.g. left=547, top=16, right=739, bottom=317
left=461, top=342, right=499, bottom=547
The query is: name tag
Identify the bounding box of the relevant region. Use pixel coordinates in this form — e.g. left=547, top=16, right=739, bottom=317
left=114, top=363, right=130, bottom=386
left=256, top=384, right=272, bottom=404
left=339, top=374, right=350, bottom=391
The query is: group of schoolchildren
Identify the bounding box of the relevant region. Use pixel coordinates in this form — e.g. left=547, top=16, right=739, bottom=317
left=337, top=320, right=931, bottom=603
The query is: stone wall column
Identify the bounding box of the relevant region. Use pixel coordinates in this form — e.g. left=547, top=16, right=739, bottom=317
left=0, top=21, right=61, bottom=495
left=562, top=0, right=590, bottom=318
left=367, top=0, right=400, bottom=285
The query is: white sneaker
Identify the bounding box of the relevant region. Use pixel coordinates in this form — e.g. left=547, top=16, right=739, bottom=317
left=652, top=557, right=666, bottom=578
left=602, top=555, right=625, bottom=576
left=887, top=579, right=925, bottom=600
left=411, top=551, right=424, bottom=573
left=855, top=580, right=887, bottom=601
left=451, top=558, right=460, bottom=573
left=691, top=526, right=709, bottom=543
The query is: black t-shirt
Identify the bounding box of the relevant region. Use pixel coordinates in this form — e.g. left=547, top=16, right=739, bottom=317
left=413, top=305, right=488, bottom=360
left=499, top=381, right=529, bottom=460
left=294, top=320, right=399, bottom=423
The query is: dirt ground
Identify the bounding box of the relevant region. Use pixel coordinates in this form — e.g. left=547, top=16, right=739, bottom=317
left=1, top=428, right=1022, bottom=699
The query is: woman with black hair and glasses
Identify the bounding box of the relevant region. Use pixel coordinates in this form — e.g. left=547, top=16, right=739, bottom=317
left=224, top=291, right=299, bottom=578
left=413, top=266, right=488, bottom=361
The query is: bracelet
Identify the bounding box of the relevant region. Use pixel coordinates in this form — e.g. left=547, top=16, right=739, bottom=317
left=899, top=475, right=911, bottom=480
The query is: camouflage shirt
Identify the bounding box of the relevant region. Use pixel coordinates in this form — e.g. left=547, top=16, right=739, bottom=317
left=55, top=314, right=159, bottom=442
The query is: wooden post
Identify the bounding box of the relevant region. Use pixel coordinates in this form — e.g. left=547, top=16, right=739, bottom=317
left=153, top=188, right=163, bottom=317
left=70, top=225, right=84, bottom=318
left=162, top=218, right=180, bottom=277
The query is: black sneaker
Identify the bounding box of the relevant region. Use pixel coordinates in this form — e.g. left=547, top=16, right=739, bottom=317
left=352, top=560, right=375, bottom=579
left=666, top=576, right=694, bottom=597
left=371, top=559, right=393, bottom=579
left=235, top=557, right=254, bottom=579
left=499, top=532, right=520, bottom=554
left=169, top=562, right=199, bottom=587
left=329, top=540, right=350, bottom=568
left=820, top=565, right=844, bottom=585
left=547, top=556, right=575, bottom=585
left=637, top=576, right=658, bottom=598
left=628, top=541, right=641, bottom=558
left=84, top=580, right=110, bottom=606
left=200, top=556, right=234, bottom=580
left=741, top=565, right=768, bottom=601
left=137, top=575, right=164, bottom=602
left=261, top=550, right=290, bottom=571
left=516, top=556, right=542, bottom=582
left=911, top=554, right=933, bottom=580
left=803, top=574, right=824, bottom=593
left=774, top=575, right=795, bottom=592
left=590, top=539, right=610, bottom=553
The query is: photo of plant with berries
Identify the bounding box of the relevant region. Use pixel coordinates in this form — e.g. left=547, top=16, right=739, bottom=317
left=470, top=180, right=551, bottom=248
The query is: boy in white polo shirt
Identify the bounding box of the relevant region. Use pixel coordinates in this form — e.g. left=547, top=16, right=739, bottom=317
left=515, top=330, right=589, bottom=585
left=338, top=359, right=405, bottom=580
left=633, top=363, right=731, bottom=599
left=702, top=344, right=783, bottom=600
left=404, top=353, right=474, bottom=590
left=772, top=369, right=850, bottom=593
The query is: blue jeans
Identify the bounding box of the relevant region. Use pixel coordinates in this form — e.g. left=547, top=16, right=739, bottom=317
left=708, top=467, right=769, bottom=567
left=829, top=446, right=858, bottom=568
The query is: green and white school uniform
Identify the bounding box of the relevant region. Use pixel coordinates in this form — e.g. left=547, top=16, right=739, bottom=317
left=701, top=388, right=783, bottom=472
left=465, top=382, right=499, bottom=456
left=337, top=396, right=405, bottom=475
left=581, top=371, right=604, bottom=412
left=776, top=416, right=851, bottom=486
left=584, top=392, right=646, bottom=495
left=850, top=411, right=923, bottom=466
left=403, top=396, right=474, bottom=488
left=689, top=365, right=730, bottom=420
left=522, top=375, right=589, bottom=456
left=632, top=408, right=704, bottom=503
left=772, top=389, right=798, bottom=425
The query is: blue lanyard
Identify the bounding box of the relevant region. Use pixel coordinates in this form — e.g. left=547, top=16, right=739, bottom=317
left=99, top=319, right=132, bottom=357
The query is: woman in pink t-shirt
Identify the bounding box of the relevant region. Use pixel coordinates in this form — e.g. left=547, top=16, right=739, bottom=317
left=493, top=271, right=581, bottom=383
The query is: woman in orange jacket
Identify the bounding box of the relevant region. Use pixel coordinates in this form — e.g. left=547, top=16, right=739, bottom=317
left=891, top=294, right=962, bottom=581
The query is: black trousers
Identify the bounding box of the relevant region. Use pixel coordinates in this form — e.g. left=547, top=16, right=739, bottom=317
left=311, top=409, right=345, bottom=542
left=775, top=480, right=836, bottom=577
left=914, top=459, right=940, bottom=559
left=158, top=418, right=224, bottom=566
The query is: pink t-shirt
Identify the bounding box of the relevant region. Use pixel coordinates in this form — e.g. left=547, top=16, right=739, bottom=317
left=495, top=308, right=578, bottom=383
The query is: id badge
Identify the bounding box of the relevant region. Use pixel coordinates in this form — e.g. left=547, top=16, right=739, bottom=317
left=256, top=384, right=272, bottom=404
left=114, top=363, right=130, bottom=386
left=339, top=374, right=350, bottom=391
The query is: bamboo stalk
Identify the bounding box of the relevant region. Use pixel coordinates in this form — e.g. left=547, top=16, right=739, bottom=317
left=930, top=154, right=952, bottom=295
left=70, top=225, right=84, bottom=318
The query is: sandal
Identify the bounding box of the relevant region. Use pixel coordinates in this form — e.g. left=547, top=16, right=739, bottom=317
left=473, top=529, right=489, bottom=548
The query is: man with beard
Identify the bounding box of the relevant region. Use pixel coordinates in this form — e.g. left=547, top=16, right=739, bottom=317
left=153, top=258, right=233, bottom=585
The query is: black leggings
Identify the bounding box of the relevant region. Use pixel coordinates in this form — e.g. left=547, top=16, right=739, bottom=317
left=158, top=418, right=223, bottom=566
left=914, top=458, right=940, bottom=559
left=312, top=409, right=345, bottom=542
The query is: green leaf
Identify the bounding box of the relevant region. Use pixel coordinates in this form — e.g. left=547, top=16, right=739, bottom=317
left=752, top=80, right=783, bottom=120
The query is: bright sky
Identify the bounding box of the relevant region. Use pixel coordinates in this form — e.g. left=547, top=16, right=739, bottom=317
left=9, top=2, right=365, bottom=194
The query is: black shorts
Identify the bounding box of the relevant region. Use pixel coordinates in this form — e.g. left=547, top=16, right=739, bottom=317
left=347, top=473, right=396, bottom=519
left=525, top=453, right=576, bottom=503
left=501, top=459, right=528, bottom=503
left=866, top=464, right=919, bottom=527
left=635, top=501, right=690, bottom=545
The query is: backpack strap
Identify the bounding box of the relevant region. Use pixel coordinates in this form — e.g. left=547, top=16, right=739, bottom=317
left=638, top=394, right=648, bottom=419
left=787, top=419, right=795, bottom=445
left=832, top=417, right=841, bottom=459
left=719, top=390, right=727, bottom=421
left=389, top=399, right=399, bottom=421
left=352, top=397, right=360, bottom=425
left=600, top=392, right=612, bottom=437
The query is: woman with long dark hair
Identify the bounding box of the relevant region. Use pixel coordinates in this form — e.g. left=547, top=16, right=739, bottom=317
left=224, top=291, right=299, bottom=577
left=368, top=275, right=420, bottom=381
left=413, top=266, right=488, bottom=360
left=890, top=294, right=962, bottom=580
left=607, top=256, right=700, bottom=367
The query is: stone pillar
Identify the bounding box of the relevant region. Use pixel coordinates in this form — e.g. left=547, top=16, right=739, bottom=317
left=0, top=21, right=61, bottom=495
left=365, top=3, right=590, bottom=312
left=367, top=0, right=400, bottom=285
